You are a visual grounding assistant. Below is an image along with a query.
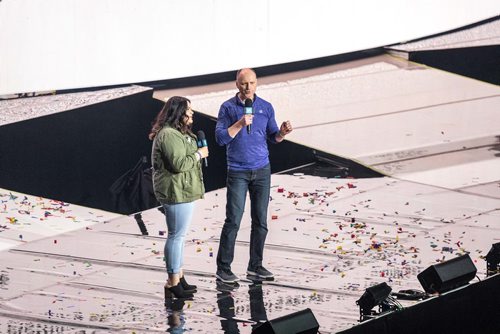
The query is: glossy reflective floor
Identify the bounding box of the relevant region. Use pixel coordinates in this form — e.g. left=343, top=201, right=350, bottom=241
left=1, top=171, right=499, bottom=333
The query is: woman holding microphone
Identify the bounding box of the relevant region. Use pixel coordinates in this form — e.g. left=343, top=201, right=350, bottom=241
left=149, top=96, right=208, bottom=299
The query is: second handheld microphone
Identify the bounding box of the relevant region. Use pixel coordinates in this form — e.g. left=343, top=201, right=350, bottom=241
left=244, top=98, right=253, bottom=134
left=196, top=130, right=208, bottom=167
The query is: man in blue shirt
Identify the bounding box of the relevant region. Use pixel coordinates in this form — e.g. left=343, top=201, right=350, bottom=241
left=215, top=68, right=293, bottom=283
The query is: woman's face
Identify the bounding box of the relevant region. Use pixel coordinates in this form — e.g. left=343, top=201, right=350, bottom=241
left=183, top=103, right=194, bottom=126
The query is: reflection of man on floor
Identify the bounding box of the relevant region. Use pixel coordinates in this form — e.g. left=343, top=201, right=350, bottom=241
left=217, top=289, right=240, bottom=334
left=249, top=283, right=268, bottom=324
left=216, top=281, right=268, bottom=333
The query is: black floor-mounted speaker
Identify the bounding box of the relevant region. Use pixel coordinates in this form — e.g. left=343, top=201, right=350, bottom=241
left=252, top=308, right=319, bottom=334
left=417, top=254, right=477, bottom=294
left=486, top=242, right=500, bottom=276
left=356, top=282, right=392, bottom=313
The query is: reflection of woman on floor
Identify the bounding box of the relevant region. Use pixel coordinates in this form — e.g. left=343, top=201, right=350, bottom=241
left=150, top=96, right=208, bottom=299
left=166, top=298, right=186, bottom=333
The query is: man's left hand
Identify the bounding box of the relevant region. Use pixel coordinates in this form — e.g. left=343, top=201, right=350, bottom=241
left=279, top=120, right=293, bottom=137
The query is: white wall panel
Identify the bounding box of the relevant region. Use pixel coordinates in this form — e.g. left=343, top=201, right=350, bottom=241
left=1, top=0, right=499, bottom=94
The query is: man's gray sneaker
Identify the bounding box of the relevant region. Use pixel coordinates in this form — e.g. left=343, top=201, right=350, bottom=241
left=216, top=269, right=239, bottom=283
left=246, top=266, right=274, bottom=279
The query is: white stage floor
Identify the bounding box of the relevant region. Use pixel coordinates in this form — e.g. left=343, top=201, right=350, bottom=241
left=1, top=171, right=499, bottom=333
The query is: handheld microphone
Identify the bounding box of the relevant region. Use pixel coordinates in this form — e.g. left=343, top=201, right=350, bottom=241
left=196, top=130, right=208, bottom=167
left=244, top=98, right=253, bottom=134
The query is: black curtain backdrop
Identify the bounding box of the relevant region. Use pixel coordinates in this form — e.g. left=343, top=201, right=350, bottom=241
left=409, top=45, right=500, bottom=86
left=0, top=91, right=380, bottom=215
left=0, top=90, right=162, bottom=212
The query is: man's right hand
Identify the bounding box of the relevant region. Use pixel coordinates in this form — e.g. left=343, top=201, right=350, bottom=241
left=240, top=114, right=253, bottom=127
left=228, top=114, right=254, bottom=138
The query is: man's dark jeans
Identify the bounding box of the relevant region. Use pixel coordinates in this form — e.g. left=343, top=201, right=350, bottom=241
left=216, top=164, right=271, bottom=272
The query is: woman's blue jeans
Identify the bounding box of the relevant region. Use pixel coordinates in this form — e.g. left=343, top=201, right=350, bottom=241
left=163, top=202, right=194, bottom=274
left=216, top=164, right=271, bottom=271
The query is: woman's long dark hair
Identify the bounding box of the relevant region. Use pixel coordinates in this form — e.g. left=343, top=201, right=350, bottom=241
left=149, top=96, right=192, bottom=140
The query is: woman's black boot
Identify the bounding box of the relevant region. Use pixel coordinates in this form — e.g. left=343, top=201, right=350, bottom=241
left=164, top=283, right=194, bottom=299
left=180, top=276, right=197, bottom=293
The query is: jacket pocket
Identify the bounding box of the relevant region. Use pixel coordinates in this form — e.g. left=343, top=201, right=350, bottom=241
left=182, top=172, right=193, bottom=192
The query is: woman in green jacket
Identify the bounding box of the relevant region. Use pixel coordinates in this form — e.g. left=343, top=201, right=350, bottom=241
left=149, top=96, right=208, bottom=299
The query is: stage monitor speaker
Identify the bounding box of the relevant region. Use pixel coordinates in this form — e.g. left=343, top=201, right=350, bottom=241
left=417, top=254, right=477, bottom=294
left=252, top=308, right=319, bottom=334
left=486, top=243, right=500, bottom=263
left=356, top=282, right=392, bottom=313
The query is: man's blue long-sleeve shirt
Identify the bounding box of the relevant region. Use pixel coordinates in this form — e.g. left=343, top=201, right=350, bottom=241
left=215, top=94, right=280, bottom=171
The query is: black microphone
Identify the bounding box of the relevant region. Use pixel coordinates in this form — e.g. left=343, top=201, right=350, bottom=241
left=196, top=130, right=208, bottom=167
left=244, top=98, right=253, bottom=134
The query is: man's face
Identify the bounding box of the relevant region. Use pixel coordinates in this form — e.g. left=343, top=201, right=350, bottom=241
left=236, top=70, right=257, bottom=101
